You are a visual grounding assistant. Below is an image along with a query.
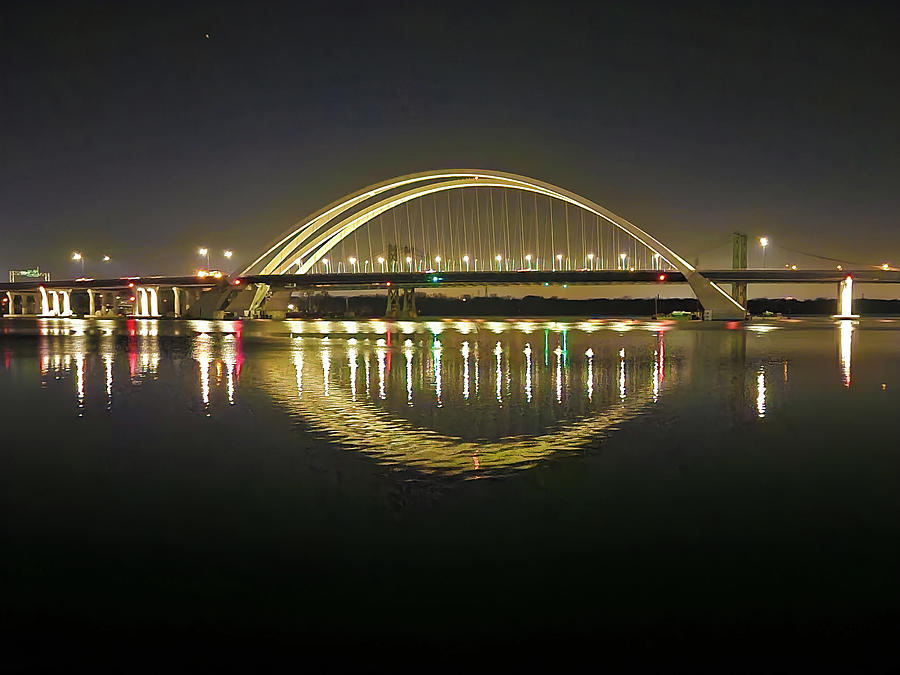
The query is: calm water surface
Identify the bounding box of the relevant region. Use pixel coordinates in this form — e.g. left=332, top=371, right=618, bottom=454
left=2, top=316, right=899, bottom=663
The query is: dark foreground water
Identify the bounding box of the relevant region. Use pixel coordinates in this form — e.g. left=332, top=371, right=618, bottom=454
left=2, top=316, right=899, bottom=667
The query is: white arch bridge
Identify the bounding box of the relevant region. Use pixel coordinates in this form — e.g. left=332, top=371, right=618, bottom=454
left=237, top=170, right=746, bottom=320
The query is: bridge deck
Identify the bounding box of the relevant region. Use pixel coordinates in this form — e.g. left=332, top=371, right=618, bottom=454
left=1, top=269, right=898, bottom=293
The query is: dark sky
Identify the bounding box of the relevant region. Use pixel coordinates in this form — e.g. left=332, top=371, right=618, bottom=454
left=2, top=0, right=898, bottom=278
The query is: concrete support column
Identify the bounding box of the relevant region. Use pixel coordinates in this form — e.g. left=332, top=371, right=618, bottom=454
left=87, top=289, right=96, bottom=316
left=39, top=287, right=51, bottom=315
left=61, top=290, right=72, bottom=316
left=134, top=287, right=146, bottom=317
left=148, top=287, right=160, bottom=317
left=835, top=275, right=859, bottom=319
left=6, top=291, right=14, bottom=316
left=50, top=291, right=60, bottom=316
left=172, top=287, right=181, bottom=317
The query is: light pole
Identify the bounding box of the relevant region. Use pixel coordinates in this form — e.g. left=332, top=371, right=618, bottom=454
left=364, top=259, right=370, bottom=273
left=434, top=255, right=441, bottom=271
left=619, top=252, right=627, bottom=270
left=72, top=252, right=84, bottom=276
left=323, top=258, right=330, bottom=273
left=349, top=257, right=357, bottom=273
left=377, top=256, right=385, bottom=272
left=463, top=255, right=470, bottom=272
left=198, top=247, right=210, bottom=271
left=495, top=254, right=502, bottom=271
left=653, top=252, right=661, bottom=270
left=406, top=256, right=412, bottom=272
left=525, top=253, right=532, bottom=270
left=759, top=237, right=769, bottom=268
left=587, top=253, right=594, bottom=270
left=555, top=253, right=562, bottom=271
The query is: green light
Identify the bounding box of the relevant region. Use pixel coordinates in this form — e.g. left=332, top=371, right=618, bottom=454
left=432, top=276, right=439, bottom=282
left=543, top=282, right=549, bottom=287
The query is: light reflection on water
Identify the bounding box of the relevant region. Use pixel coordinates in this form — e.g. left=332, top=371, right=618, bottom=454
left=0, top=316, right=884, bottom=479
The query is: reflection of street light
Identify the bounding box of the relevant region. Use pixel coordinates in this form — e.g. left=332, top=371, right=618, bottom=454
left=587, top=253, right=594, bottom=270
left=72, top=252, right=84, bottom=276
left=495, top=254, right=502, bottom=271
left=377, top=256, right=385, bottom=272
left=759, top=237, right=769, bottom=268
left=463, top=255, right=470, bottom=271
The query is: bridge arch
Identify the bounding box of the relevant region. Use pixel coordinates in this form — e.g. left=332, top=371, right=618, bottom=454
left=244, top=170, right=745, bottom=318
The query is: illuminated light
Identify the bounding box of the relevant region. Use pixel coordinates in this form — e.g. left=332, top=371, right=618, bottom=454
left=198, top=247, right=208, bottom=256
left=759, top=237, right=768, bottom=247
left=790, top=264, right=798, bottom=270
left=197, top=270, right=208, bottom=278
left=102, top=255, right=110, bottom=262
left=128, top=296, right=136, bottom=302
left=128, top=282, right=134, bottom=288
left=836, top=265, right=843, bottom=271
left=839, top=320, right=853, bottom=387
left=658, top=274, right=667, bottom=281
left=432, top=276, right=439, bottom=282
left=404, top=338, right=413, bottom=347
left=224, top=250, right=233, bottom=259
left=211, top=271, right=223, bottom=279
left=881, top=263, right=890, bottom=271
left=287, top=304, right=295, bottom=311
left=233, top=279, right=241, bottom=285
left=72, top=252, right=82, bottom=261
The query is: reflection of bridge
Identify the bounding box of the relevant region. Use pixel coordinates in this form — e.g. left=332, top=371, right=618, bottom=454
left=2, top=169, right=897, bottom=319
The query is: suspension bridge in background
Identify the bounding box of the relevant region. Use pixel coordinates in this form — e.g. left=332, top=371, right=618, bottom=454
left=2, top=169, right=897, bottom=320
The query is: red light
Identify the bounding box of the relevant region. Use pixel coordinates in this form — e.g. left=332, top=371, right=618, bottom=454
left=233, top=279, right=241, bottom=285
left=129, top=296, right=135, bottom=302
left=658, top=274, right=667, bottom=281
left=128, top=282, right=135, bottom=288
left=386, top=281, right=391, bottom=286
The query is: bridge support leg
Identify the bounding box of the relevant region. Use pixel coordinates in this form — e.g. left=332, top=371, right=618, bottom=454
left=386, top=287, right=418, bottom=319
left=50, top=291, right=60, bottom=316
left=61, top=290, right=72, bottom=316
left=6, top=291, right=14, bottom=316
left=172, top=287, right=182, bottom=317
left=401, top=288, right=418, bottom=318
left=39, top=287, right=50, bottom=316
left=87, top=290, right=96, bottom=316
left=834, top=276, right=858, bottom=319
left=385, top=287, right=400, bottom=318
left=148, top=287, right=160, bottom=317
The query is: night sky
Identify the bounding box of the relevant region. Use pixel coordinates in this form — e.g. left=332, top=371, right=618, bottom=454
left=2, top=1, right=898, bottom=279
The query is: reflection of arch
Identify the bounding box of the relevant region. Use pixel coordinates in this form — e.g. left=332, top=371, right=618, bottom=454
left=254, top=338, right=674, bottom=478
left=244, top=169, right=745, bottom=318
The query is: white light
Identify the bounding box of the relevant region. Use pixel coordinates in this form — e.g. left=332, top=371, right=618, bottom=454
left=198, top=247, right=208, bottom=256
left=495, top=254, right=502, bottom=261
left=587, top=253, right=594, bottom=259
left=224, top=250, right=233, bottom=259
left=463, top=255, right=469, bottom=262
left=759, top=237, right=769, bottom=247
left=349, top=257, right=356, bottom=264
left=72, top=252, right=82, bottom=261
left=102, top=255, right=110, bottom=262
left=377, top=257, right=384, bottom=263
left=619, top=253, right=627, bottom=259
left=434, top=255, right=441, bottom=262
left=525, top=254, right=532, bottom=261
left=406, top=256, right=412, bottom=262
left=556, top=254, right=562, bottom=260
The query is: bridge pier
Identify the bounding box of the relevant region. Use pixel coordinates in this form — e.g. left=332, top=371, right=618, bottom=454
left=834, top=275, right=858, bottom=319
left=386, top=287, right=418, bottom=319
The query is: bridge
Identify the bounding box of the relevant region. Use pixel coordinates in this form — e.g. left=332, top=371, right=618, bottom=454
left=2, top=169, right=895, bottom=320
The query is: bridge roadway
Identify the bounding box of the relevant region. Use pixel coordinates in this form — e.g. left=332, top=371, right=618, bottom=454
left=2, top=269, right=900, bottom=293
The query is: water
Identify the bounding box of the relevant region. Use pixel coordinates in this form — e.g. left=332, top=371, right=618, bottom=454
left=2, top=317, right=899, bottom=665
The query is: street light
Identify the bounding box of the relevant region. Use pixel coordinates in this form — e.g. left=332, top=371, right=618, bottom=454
left=463, top=255, right=470, bottom=271
left=198, top=247, right=210, bottom=271
left=587, top=253, right=594, bottom=270
left=525, top=253, right=532, bottom=270
left=406, top=256, right=412, bottom=272
left=322, top=258, right=330, bottom=273
left=349, top=256, right=357, bottom=273
left=653, top=252, right=661, bottom=270
left=619, top=252, right=627, bottom=270
left=72, top=252, right=84, bottom=276
left=102, top=255, right=111, bottom=263
left=555, top=253, right=563, bottom=271
left=434, top=255, right=441, bottom=271
left=495, top=254, right=502, bottom=271
left=759, top=237, right=769, bottom=268
left=377, top=256, right=385, bottom=272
